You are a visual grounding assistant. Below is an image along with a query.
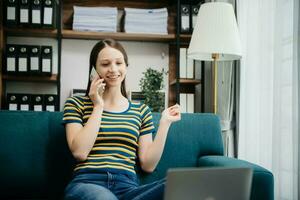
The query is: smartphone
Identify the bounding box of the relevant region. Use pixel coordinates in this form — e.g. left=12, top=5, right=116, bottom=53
left=90, top=67, right=105, bottom=95
left=90, top=67, right=100, bottom=81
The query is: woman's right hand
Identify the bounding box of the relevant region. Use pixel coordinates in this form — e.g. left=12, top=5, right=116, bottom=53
left=88, top=76, right=106, bottom=108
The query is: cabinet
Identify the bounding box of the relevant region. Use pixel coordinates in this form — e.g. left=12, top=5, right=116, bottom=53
left=0, top=0, right=61, bottom=110
left=0, top=0, right=204, bottom=112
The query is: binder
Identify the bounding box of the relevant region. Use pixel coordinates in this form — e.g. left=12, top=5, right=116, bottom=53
left=4, top=0, right=19, bottom=27
left=187, top=93, right=194, bottom=113
left=194, top=60, right=202, bottom=80
left=180, top=48, right=187, bottom=78
left=41, top=46, right=52, bottom=76
left=19, top=0, right=30, bottom=27
left=42, top=0, right=55, bottom=28
left=187, top=57, right=194, bottom=79
left=5, top=44, right=18, bottom=74
left=31, top=0, right=42, bottom=27
left=19, top=94, right=31, bottom=111
left=44, top=94, right=58, bottom=111
left=30, top=94, right=44, bottom=111
left=17, top=45, right=29, bottom=75
left=180, top=5, right=190, bottom=33
left=191, top=5, right=200, bottom=31
left=180, top=93, right=187, bottom=113
left=29, top=45, right=41, bottom=75
left=6, top=93, right=20, bottom=110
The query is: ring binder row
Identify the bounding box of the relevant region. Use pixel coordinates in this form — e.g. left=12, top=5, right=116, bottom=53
left=180, top=1, right=204, bottom=34
left=4, top=0, right=56, bottom=28
left=6, top=93, right=59, bottom=111
left=180, top=93, right=194, bottom=113
left=4, top=44, right=53, bottom=76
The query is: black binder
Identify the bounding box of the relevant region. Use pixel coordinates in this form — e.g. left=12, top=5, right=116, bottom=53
left=44, top=94, right=58, bottom=111
left=4, top=0, right=19, bottom=27
left=19, top=94, right=31, bottom=111
left=180, top=4, right=191, bottom=33
left=41, top=46, right=52, bottom=76
left=29, top=45, right=41, bottom=75
left=191, top=5, right=200, bottom=31
left=19, top=0, right=30, bottom=27
left=30, top=94, right=44, bottom=111
left=17, top=45, right=29, bottom=75
left=42, top=0, right=55, bottom=28
left=31, top=0, right=42, bottom=27
left=5, top=44, right=18, bottom=74
left=6, top=93, right=20, bottom=110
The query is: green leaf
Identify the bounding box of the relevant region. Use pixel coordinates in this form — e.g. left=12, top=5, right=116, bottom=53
left=139, top=68, right=165, bottom=112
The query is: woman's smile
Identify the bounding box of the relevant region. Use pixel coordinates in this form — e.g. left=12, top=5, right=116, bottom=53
left=106, top=74, right=121, bottom=80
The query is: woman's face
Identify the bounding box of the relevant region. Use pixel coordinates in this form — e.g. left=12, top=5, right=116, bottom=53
left=95, top=46, right=127, bottom=88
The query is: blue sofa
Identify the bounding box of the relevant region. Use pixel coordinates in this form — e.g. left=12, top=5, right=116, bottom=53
left=0, top=111, right=274, bottom=200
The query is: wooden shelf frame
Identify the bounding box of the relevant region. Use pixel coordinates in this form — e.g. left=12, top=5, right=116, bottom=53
left=2, top=74, right=58, bottom=83
left=4, top=28, right=58, bottom=38
left=170, top=78, right=201, bottom=86
left=180, top=34, right=192, bottom=40
left=62, top=30, right=175, bottom=42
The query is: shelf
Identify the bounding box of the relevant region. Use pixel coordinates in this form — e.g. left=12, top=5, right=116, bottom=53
left=170, top=78, right=201, bottom=86
left=3, top=74, right=58, bottom=82
left=62, top=30, right=175, bottom=42
left=180, top=34, right=192, bottom=45
left=180, top=34, right=192, bottom=40
left=4, top=28, right=58, bottom=38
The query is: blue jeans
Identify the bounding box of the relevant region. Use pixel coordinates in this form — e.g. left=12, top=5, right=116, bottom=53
left=64, top=172, right=165, bottom=200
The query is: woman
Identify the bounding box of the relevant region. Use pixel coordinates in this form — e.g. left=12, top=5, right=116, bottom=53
left=63, top=39, right=181, bottom=200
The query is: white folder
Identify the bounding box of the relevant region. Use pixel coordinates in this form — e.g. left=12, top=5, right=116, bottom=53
left=18, top=58, right=27, bottom=72
left=9, top=103, right=18, bottom=111
left=180, top=48, right=187, bottom=78
left=30, top=57, right=39, bottom=71
left=20, top=104, right=29, bottom=111
left=43, top=7, right=53, bottom=25
left=187, top=94, right=194, bottom=113
left=42, top=59, right=51, bottom=72
left=7, top=58, right=16, bottom=72
left=7, top=7, right=16, bottom=20
left=32, top=10, right=41, bottom=24
left=46, top=105, right=55, bottom=112
left=180, top=93, right=187, bottom=113
left=34, top=105, right=43, bottom=111
left=20, top=8, right=29, bottom=23
left=187, top=57, right=194, bottom=79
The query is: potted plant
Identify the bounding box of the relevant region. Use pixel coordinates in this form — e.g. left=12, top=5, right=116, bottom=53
left=139, top=68, right=166, bottom=112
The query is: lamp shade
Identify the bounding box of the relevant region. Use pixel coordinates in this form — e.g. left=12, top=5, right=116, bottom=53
left=188, top=2, right=242, bottom=61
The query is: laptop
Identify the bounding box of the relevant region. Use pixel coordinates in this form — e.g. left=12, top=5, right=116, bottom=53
left=164, top=167, right=253, bottom=200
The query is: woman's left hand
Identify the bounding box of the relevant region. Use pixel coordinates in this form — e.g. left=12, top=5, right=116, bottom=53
left=160, top=104, right=181, bottom=124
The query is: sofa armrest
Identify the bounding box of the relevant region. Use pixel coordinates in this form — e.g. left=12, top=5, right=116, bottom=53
left=198, top=155, right=274, bottom=200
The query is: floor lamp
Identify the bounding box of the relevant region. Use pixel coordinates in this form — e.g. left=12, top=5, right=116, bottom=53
left=188, top=2, right=242, bottom=114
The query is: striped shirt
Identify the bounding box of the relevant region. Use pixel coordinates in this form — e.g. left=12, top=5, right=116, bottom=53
left=62, top=95, right=155, bottom=177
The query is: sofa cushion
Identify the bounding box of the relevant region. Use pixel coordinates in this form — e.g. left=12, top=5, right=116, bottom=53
left=0, top=111, right=50, bottom=199
left=46, top=112, right=75, bottom=199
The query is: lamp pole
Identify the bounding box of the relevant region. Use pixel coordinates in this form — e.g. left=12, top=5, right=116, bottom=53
left=212, top=53, right=219, bottom=114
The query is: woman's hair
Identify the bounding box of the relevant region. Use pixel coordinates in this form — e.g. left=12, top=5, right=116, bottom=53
left=85, top=39, right=128, bottom=98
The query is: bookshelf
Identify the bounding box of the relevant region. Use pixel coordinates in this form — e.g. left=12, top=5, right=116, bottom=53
left=0, top=0, right=204, bottom=112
